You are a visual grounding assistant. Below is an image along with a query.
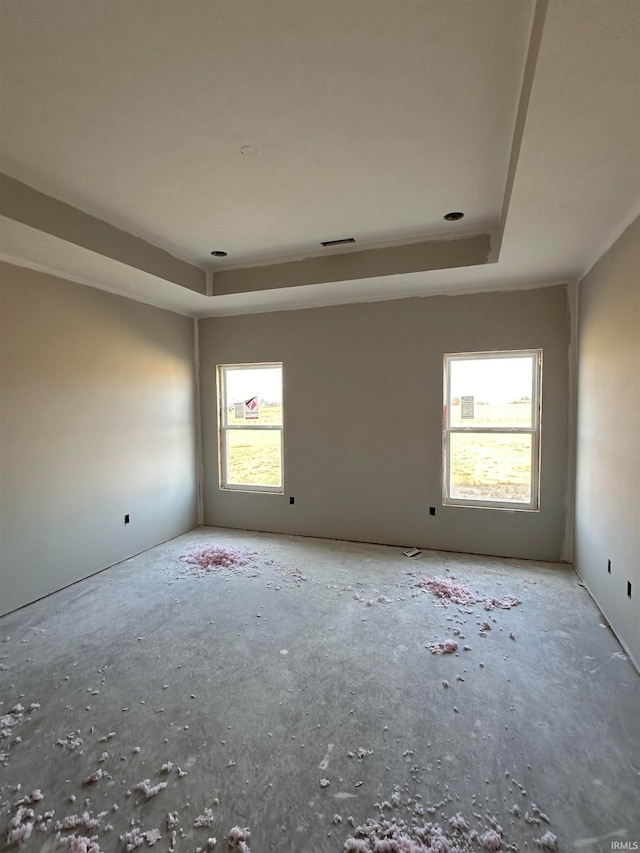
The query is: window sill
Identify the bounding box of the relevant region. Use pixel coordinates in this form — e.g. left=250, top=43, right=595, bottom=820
left=442, top=499, right=539, bottom=512
left=219, top=485, right=284, bottom=496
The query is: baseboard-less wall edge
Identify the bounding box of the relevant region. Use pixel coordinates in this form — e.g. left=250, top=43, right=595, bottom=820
left=200, top=522, right=571, bottom=566
left=573, top=565, right=640, bottom=675
left=0, top=527, right=200, bottom=620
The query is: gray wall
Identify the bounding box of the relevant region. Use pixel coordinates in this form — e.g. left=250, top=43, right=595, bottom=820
left=0, top=262, right=198, bottom=615
left=574, top=216, right=640, bottom=668
left=200, top=285, right=570, bottom=561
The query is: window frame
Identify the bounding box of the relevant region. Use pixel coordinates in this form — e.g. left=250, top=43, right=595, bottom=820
left=442, top=349, right=542, bottom=511
left=217, top=362, right=284, bottom=494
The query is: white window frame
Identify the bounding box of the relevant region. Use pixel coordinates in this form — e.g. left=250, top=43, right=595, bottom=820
left=217, top=362, right=284, bottom=494
left=442, top=349, right=542, bottom=511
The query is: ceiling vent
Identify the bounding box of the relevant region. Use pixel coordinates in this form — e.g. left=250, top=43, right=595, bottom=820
left=320, top=237, right=356, bottom=247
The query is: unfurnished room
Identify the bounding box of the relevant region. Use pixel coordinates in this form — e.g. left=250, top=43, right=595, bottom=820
left=0, top=1, right=639, bottom=851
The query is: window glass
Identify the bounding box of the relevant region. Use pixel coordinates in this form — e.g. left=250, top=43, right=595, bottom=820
left=443, top=350, right=541, bottom=510
left=449, top=357, right=534, bottom=428
left=226, top=430, right=282, bottom=489
left=223, top=366, right=283, bottom=426
left=449, top=433, right=533, bottom=504
left=218, top=363, right=283, bottom=493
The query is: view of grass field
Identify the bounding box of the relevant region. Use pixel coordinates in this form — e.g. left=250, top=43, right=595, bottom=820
left=220, top=363, right=284, bottom=488
left=447, top=401, right=533, bottom=503
left=223, top=401, right=534, bottom=500
left=227, top=428, right=282, bottom=487
left=224, top=402, right=283, bottom=487
left=448, top=432, right=532, bottom=502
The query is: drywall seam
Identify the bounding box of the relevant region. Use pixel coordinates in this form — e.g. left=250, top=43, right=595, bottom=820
left=210, top=233, right=492, bottom=295
left=573, top=568, right=639, bottom=675
left=497, top=0, right=549, bottom=253
left=0, top=173, right=207, bottom=293
left=0, top=250, right=196, bottom=318
left=194, top=317, right=204, bottom=525
left=197, top=276, right=572, bottom=319
left=210, top=224, right=496, bottom=273
left=577, top=199, right=640, bottom=284
left=0, top=531, right=190, bottom=620
left=562, top=279, right=579, bottom=562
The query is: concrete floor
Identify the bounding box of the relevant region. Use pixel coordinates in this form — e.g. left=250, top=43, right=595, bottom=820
left=1, top=526, right=639, bottom=852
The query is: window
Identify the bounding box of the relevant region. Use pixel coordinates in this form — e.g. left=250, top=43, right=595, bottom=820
left=218, top=363, right=283, bottom=493
left=442, top=350, right=542, bottom=510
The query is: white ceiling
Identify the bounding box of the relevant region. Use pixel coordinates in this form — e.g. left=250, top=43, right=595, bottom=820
left=0, top=0, right=638, bottom=317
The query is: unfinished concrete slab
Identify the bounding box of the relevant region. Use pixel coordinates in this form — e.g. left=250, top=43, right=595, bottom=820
left=1, top=527, right=638, bottom=851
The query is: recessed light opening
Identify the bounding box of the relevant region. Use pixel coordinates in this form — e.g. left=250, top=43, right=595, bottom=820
left=320, top=237, right=356, bottom=247
left=443, top=212, right=464, bottom=221
left=211, top=250, right=228, bottom=257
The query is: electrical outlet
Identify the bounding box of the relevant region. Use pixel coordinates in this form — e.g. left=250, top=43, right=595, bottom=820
left=289, top=496, right=295, bottom=505
left=429, top=506, right=436, bottom=516
left=124, top=514, right=130, bottom=525
left=608, top=559, right=611, bottom=574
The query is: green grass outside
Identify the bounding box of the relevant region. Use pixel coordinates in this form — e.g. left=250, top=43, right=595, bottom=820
left=223, top=402, right=534, bottom=499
